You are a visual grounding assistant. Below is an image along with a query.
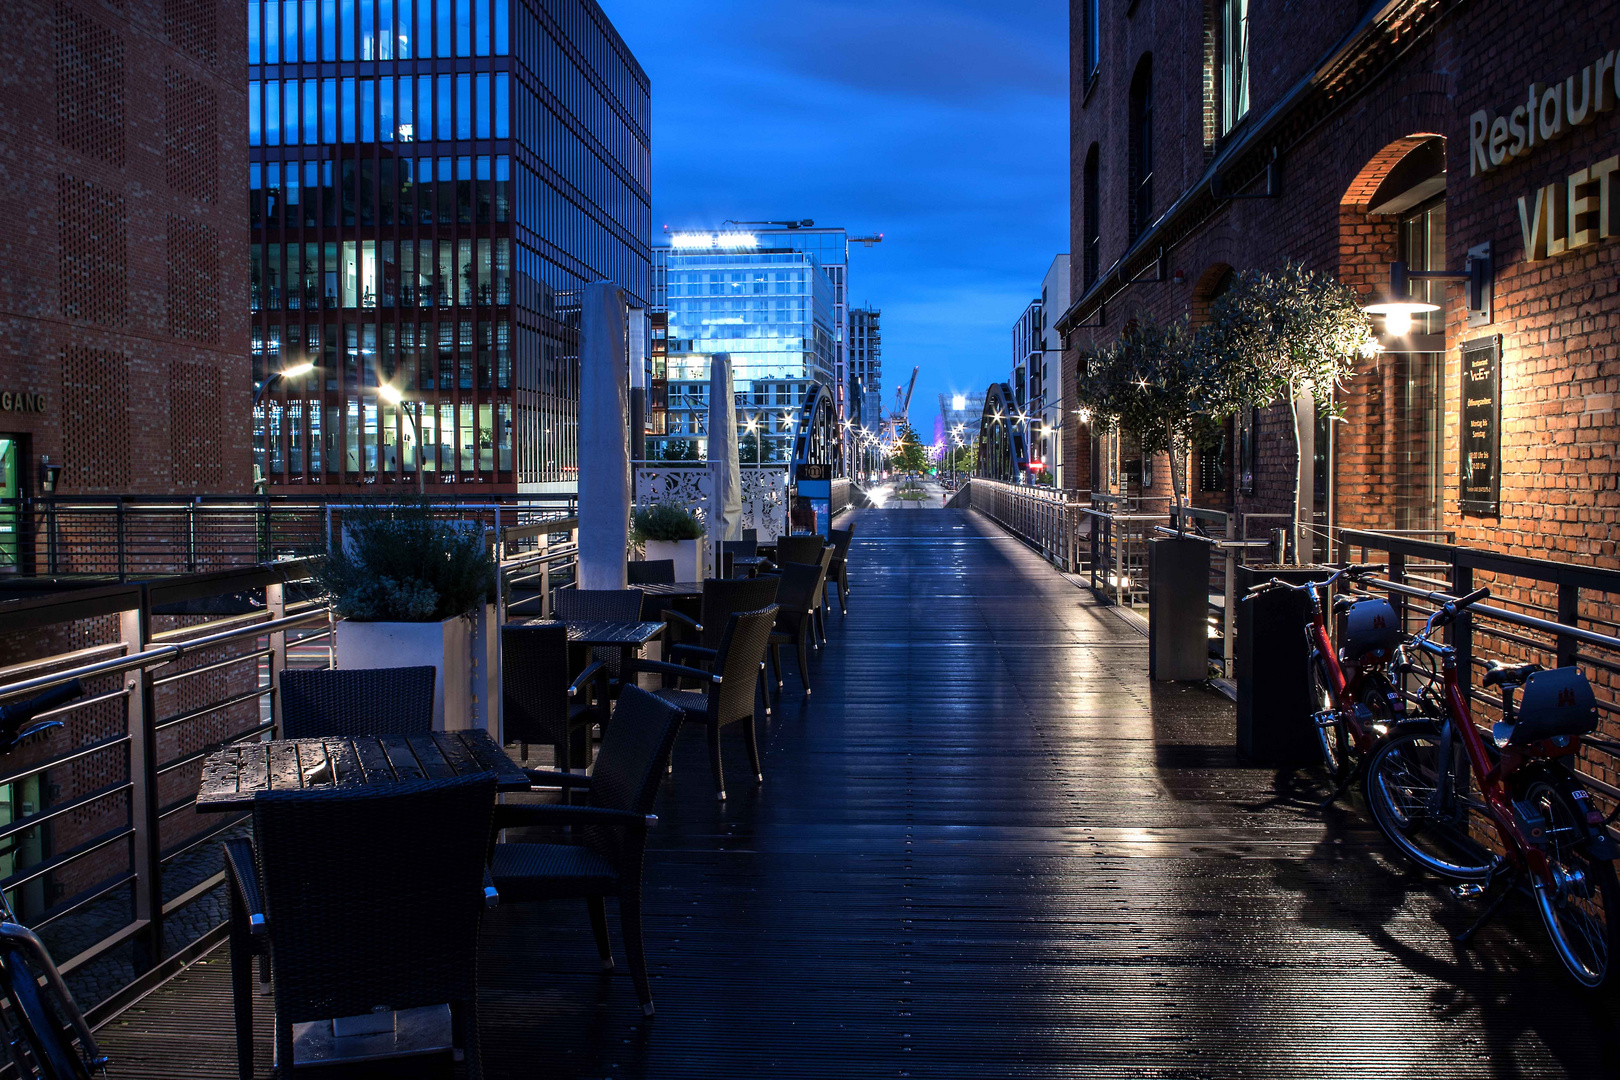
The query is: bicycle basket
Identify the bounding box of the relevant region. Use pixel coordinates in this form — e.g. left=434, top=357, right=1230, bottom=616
left=1342, top=598, right=1399, bottom=662
left=1499, top=666, right=1599, bottom=746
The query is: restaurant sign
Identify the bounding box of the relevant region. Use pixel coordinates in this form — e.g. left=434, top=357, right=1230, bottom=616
left=1460, top=336, right=1502, bottom=516
left=0, top=391, right=45, bottom=413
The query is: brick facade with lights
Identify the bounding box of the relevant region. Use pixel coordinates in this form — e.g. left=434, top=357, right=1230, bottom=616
left=0, top=0, right=252, bottom=553
left=1059, top=0, right=1620, bottom=566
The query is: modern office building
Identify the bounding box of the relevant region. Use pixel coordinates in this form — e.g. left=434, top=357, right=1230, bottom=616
left=1010, top=255, right=1069, bottom=484
left=849, top=306, right=882, bottom=432
left=0, top=0, right=250, bottom=573
left=248, top=0, right=650, bottom=494
left=650, top=231, right=836, bottom=462
left=938, top=391, right=985, bottom=454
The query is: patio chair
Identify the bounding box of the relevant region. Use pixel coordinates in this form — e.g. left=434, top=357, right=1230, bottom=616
left=722, top=538, right=758, bottom=560
left=278, top=666, right=435, bottom=739
left=554, top=588, right=646, bottom=696
left=661, top=577, right=779, bottom=703
left=766, top=561, right=821, bottom=695
left=773, top=534, right=826, bottom=568
left=488, top=685, right=683, bottom=1017
left=501, top=622, right=610, bottom=776
left=222, top=773, right=498, bottom=1080
left=742, top=528, right=758, bottom=541
left=826, top=525, right=854, bottom=615
left=627, top=559, right=676, bottom=585
left=632, top=606, right=778, bottom=801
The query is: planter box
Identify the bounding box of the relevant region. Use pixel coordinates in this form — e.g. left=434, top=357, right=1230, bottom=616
left=1234, top=564, right=1333, bottom=765
left=644, top=538, right=703, bottom=583
left=336, top=615, right=474, bottom=731
left=1147, top=536, right=1211, bottom=682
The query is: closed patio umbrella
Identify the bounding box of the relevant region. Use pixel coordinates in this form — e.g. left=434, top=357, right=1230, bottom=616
left=708, top=352, right=743, bottom=551
left=576, top=281, right=630, bottom=591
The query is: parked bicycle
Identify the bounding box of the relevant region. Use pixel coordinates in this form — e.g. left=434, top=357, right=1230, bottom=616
left=0, top=680, right=109, bottom=1077
left=1362, top=587, right=1620, bottom=989
left=1245, top=563, right=1410, bottom=800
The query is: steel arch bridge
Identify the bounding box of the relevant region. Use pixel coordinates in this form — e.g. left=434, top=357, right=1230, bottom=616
left=975, top=382, right=1030, bottom=482
left=790, top=382, right=844, bottom=475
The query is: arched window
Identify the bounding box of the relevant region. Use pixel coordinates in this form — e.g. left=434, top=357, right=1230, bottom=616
left=1083, top=144, right=1100, bottom=289
left=1081, top=0, right=1101, bottom=84
left=1127, top=56, right=1153, bottom=241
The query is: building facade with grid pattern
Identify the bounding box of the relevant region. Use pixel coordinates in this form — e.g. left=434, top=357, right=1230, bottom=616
left=247, top=0, right=650, bottom=493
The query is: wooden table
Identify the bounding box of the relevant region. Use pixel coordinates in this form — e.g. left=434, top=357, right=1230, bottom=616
left=557, top=620, right=666, bottom=648
left=196, top=730, right=531, bottom=812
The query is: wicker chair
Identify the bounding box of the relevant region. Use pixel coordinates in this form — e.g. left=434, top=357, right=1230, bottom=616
left=627, top=559, right=676, bottom=585
left=488, top=686, right=683, bottom=1017
left=662, top=577, right=780, bottom=703
left=722, top=538, right=758, bottom=561
left=766, top=562, right=821, bottom=695
left=501, top=623, right=610, bottom=774
left=632, top=607, right=778, bottom=801
left=222, top=773, right=498, bottom=1080
left=773, top=535, right=826, bottom=569
left=554, top=588, right=646, bottom=695
left=278, top=666, right=436, bottom=739
left=825, top=525, right=854, bottom=615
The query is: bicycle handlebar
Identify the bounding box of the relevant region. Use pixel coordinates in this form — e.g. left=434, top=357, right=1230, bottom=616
left=1242, top=563, right=1388, bottom=599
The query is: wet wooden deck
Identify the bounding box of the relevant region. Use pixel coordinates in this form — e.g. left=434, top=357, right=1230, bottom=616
left=99, top=509, right=1617, bottom=1077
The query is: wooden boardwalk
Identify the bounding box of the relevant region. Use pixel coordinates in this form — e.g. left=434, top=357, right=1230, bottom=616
left=100, top=509, right=1616, bottom=1077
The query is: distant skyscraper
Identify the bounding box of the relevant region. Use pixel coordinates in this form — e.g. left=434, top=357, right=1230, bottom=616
left=248, top=0, right=650, bottom=493
left=849, top=307, right=881, bottom=431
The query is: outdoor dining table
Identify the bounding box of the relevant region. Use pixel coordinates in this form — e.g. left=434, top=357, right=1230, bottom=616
left=195, top=729, right=531, bottom=811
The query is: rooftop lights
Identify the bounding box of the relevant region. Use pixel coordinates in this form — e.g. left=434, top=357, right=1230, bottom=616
left=670, top=232, right=759, bottom=250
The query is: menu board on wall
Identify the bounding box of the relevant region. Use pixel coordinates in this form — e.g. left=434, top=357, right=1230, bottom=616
left=1459, top=335, right=1502, bottom=516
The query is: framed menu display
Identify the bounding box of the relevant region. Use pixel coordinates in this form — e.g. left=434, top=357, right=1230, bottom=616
left=1459, top=335, right=1501, bottom=516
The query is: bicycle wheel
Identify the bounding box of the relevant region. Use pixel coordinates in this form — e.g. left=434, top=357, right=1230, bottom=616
left=1364, top=729, right=1493, bottom=881
left=1308, top=651, right=1349, bottom=783
left=1522, top=778, right=1620, bottom=989
left=0, top=952, right=89, bottom=1080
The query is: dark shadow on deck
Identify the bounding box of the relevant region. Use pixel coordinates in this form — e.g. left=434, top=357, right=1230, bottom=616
left=100, top=510, right=1617, bottom=1078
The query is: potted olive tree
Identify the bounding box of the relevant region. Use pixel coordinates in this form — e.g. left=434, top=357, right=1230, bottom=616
left=1199, top=262, right=1378, bottom=563
left=317, top=501, right=496, bottom=730
left=632, top=502, right=706, bottom=583
left=1073, top=316, right=1220, bottom=680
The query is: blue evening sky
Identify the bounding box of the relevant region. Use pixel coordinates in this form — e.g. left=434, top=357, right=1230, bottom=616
left=595, top=0, right=1069, bottom=439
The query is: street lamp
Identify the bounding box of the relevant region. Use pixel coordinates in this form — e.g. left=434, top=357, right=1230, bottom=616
left=252, top=362, right=314, bottom=492
left=377, top=383, right=425, bottom=494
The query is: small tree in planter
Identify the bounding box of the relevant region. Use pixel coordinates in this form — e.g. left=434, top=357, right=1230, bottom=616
left=632, top=502, right=706, bottom=581
left=1200, top=263, right=1378, bottom=562
left=315, top=500, right=497, bottom=729
left=1072, top=315, right=1209, bottom=532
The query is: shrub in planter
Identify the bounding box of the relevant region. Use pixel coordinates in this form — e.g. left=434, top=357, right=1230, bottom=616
left=315, top=500, right=496, bottom=622
left=630, top=502, right=705, bottom=545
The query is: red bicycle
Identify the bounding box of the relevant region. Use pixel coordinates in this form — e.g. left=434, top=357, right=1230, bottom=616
left=1363, top=586, right=1620, bottom=988
left=1246, top=563, right=1409, bottom=799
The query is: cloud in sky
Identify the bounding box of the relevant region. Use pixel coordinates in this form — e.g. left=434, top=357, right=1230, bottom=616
left=596, top=0, right=1069, bottom=433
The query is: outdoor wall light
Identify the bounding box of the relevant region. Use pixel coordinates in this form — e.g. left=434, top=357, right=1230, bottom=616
left=252, top=361, right=316, bottom=407
left=1363, top=240, right=1493, bottom=332
left=39, top=457, right=63, bottom=493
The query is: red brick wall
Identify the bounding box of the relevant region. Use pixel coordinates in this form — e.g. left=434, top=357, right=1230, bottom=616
left=0, top=0, right=250, bottom=501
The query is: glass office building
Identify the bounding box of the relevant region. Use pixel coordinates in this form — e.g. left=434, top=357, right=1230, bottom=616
left=247, top=0, right=650, bottom=492
left=651, top=235, right=836, bottom=462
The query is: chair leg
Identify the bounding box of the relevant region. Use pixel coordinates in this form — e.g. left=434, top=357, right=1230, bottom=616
left=452, top=999, right=480, bottom=1074
left=743, top=713, right=763, bottom=782
left=814, top=606, right=826, bottom=647
left=587, top=896, right=614, bottom=969
left=707, top=722, right=726, bottom=800
left=837, top=573, right=849, bottom=615
left=797, top=630, right=812, bottom=696
left=274, top=1018, right=295, bottom=1078
left=620, top=892, right=655, bottom=1017
left=768, top=642, right=782, bottom=690
left=228, top=928, right=254, bottom=1080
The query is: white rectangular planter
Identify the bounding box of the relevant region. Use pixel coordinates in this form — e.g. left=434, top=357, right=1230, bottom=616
left=643, top=538, right=703, bottom=583
left=335, top=615, right=474, bottom=731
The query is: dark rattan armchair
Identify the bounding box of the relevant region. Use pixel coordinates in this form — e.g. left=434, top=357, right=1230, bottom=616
left=222, top=773, right=498, bottom=1079
left=278, top=666, right=436, bottom=739
left=554, top=588, right=647, bottom=695
left=766, top=561, right=821, bottom=695
left=627, top=559, right=676, bottom=585
left=662, top=577, right=779, bottom=704
left=501, top=623, right=610, bottom=774
left=488, top=685, right=683, bottom=1017
left=826, top=525, right=853, bottom=615
left=772, top=535, right=826, bottom=569
left=632, top=607, right=777, bottom=801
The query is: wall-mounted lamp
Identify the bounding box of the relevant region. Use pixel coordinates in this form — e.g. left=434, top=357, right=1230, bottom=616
left=40, top=457, right=63, bottom=494
left=1363, top=241, right=1493, bottom=332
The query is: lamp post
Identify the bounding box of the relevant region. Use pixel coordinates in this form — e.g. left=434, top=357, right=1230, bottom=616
left=251, top=362, right=315, bottom=493
left=377, top=383, right=425, bottom=495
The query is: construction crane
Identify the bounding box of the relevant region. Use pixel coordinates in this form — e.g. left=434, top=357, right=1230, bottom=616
left=880, top=366, right=919, bottom=441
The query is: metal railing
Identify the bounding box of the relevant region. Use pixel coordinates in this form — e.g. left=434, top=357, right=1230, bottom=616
left=958, top=479, right=1091, bottom=573
left=14, top=493, right=577, bottom=581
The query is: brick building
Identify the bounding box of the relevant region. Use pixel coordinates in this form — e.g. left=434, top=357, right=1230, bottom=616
left=0, top=0, right=251, bottom=575
left=1058, top=0, right=1620, bottom=565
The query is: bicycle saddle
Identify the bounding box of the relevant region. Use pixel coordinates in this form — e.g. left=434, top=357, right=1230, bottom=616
left=1331, top=594, right=1363, bottom=614
left=1483, top=660, right=1541, bottom=688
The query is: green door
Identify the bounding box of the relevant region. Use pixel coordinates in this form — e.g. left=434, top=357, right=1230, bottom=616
left=0, top=438, right=18, bottom=573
